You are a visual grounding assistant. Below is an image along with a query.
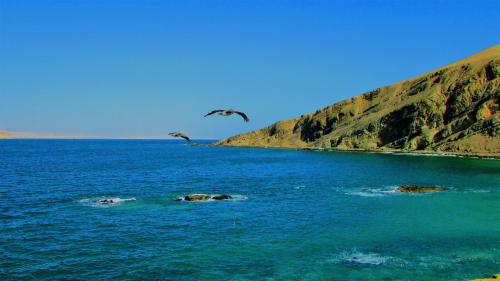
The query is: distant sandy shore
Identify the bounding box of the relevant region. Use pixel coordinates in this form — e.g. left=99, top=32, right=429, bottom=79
left=0, top=131, right=169, bottom=140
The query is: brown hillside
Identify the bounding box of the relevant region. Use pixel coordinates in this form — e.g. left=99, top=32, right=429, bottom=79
left=217, top=46, right=500, bottom=157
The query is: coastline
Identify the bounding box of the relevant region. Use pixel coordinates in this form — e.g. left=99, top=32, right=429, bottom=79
left=2, top=135, right=497, bottom=159
left=213, top=46, right=499, bottom=161
left=213, top=143, right=500, bottom=160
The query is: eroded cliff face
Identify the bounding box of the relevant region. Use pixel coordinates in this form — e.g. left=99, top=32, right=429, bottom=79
left=217, top=46, right=500, bottom=156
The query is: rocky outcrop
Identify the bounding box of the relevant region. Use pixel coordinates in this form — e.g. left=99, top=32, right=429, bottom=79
left=211, top=194, right=232, bottom=200
left=395, top=185, right=446, bottom=193
left=216, top=46, right=500, bottom=157
left=176, top=194, right=233, bottom=201
left=183, top=194, right=210, bottom=201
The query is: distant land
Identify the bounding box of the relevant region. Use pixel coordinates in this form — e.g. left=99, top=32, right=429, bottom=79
left=217, top=45, right=500, bottom=157
left=0, top=131, right=11, bottom=139
left=0, top=131, right=166, bottom=140
left=0, top=131, right=98, bottom=139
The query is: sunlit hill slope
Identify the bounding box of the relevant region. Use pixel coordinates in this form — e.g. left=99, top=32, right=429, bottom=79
left=217, top=46, right=500, bottom=157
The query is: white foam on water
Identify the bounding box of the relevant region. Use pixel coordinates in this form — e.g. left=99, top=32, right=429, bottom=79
left=229, top=194, right=248, bottom=201
left=79, top=197, right=136, bottom=208
left=346, top=190, right=388, bottom=197
left=346, top=185, right=453, bottom=197
left=381, top=151, right=499, bottom=160
left=327, top=249, right=498, bottom=269
left=345, top=186, right=399, bottom=197
left=294, top=185, right=305, bottom=190
left=414, top=251, right=498, bottom=268
left=327, top=250, right=396, bottom=266
left=381, top=151, right=459, bottom=158
left=463, top=189, right=491, bottom=193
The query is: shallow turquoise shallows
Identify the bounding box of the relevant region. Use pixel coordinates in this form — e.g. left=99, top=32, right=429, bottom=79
left=1, top=140, right=499, bottom=281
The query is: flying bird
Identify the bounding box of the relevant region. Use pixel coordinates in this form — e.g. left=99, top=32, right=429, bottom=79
left=204, top=109, right=249, bottom=122
left=168, top=132, right=191, bottom=141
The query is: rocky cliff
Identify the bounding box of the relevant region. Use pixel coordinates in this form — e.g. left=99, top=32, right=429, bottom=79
left=216, top=46, right=500, bottom=157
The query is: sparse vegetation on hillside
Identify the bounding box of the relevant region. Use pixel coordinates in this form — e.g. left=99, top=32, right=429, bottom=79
left=217, top=46, right=500, bottom=157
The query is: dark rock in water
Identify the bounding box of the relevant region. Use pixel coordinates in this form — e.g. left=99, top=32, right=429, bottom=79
left=97, top=199, right=115, bottom=204
left=211, top=194, right=232, bottom=200
left=396, top=185, right=446, bottom=193
left=176, top=194, right=233, bottom=201
left=184, top=194, right=211, bottom=201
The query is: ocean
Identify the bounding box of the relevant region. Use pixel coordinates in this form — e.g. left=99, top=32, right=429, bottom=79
left=1, top=140, right=499, bottom=280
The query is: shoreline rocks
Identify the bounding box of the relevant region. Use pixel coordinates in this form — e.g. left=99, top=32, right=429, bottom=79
left=395, top=185, right=446, bottom=193
left=176, top=194, right=233, bottom=201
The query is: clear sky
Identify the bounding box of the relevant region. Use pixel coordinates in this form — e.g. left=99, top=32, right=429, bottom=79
left=0, top=0, right=499, bottom=139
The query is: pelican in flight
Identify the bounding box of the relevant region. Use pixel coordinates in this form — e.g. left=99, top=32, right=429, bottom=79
left=168, top=132, right=191, bottom=141
left=204, top=109, right=249, bottom=122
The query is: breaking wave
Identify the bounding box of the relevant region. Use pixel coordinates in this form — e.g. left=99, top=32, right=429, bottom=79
left=346, top=185, right=455, bottom=197
left=326, top=250, right=401, bottom=266
left=345, top=186, right=399, bottom=197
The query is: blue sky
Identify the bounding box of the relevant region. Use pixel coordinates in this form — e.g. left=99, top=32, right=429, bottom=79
left=0, top=0, right=499, bottom=138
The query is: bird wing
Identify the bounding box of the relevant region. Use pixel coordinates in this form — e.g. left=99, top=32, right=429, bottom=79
left=169, top=132, right=190, bottom=141
left=204, top=109, right=224, bottom=117
left=235, top=111, right=249, bottom=122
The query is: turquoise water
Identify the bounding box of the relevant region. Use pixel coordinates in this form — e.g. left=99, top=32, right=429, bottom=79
left=1, top=140, right=499, bottom=281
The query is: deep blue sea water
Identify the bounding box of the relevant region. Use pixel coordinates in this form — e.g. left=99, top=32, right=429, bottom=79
left=1, top=140, right=499, bottom=281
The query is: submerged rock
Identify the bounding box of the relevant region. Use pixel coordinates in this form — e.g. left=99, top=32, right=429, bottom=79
left=395, top=185, right=446, bottom=193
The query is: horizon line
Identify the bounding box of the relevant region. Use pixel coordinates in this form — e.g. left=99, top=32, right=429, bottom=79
left=0, top=131, right=219, bottom=140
